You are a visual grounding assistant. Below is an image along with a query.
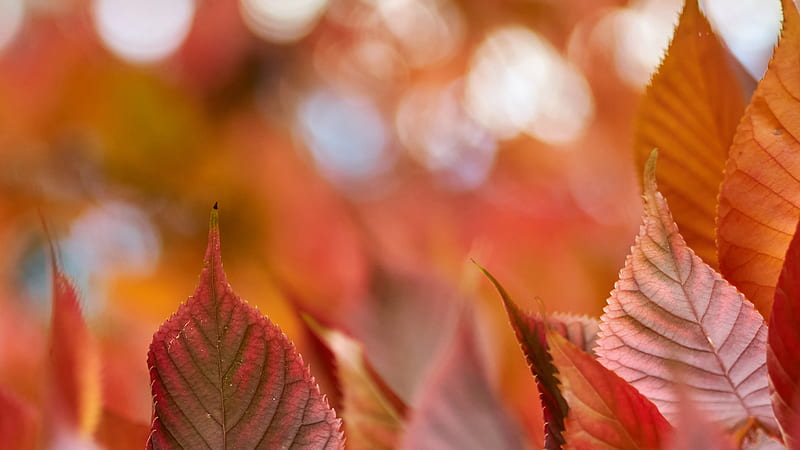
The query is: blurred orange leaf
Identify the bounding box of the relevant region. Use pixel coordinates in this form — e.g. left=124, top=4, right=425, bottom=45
left=717, top=0, right=800, bottom=318
left=634, top=0, right=745, bottom=267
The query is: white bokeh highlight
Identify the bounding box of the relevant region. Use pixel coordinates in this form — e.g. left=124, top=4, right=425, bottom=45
left=92, top=0, right=196, bottom=64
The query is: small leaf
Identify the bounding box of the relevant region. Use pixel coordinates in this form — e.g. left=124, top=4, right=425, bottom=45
left=0, top=388, right=38, bottom=450
left=44, top=251, right=101, bottom=443
left=306, top=317, right=407, bottom=450
left=768, top=219, right=800, bottom=448
left=479, top=265, right=568, bottom=449
left=634, top=0, right=745, bottom=267
left=147, top=208, right=342, bottom=449
left=717, top=0, right=800, bottom=318
left=548, top=331, right=672, bottom=449
left=401, top=312, right=527, bottom=450
left=597, top=151, right=777, bottom=434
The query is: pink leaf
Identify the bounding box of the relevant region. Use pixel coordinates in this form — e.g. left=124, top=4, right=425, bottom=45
left=147, top=206, right=342, bottom=448
left=596, top=151, right=777, bottom=434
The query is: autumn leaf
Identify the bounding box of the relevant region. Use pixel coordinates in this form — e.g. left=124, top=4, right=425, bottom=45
left=548, top=331, right=672, bottom=449
left=717, top=0, right=800, bottom=318
left=597, top=151, right=777, bottom=434
left=44, top=247, right=101, bottom=445
left=633, top=0, right=745, bottom=268
left=401, top=312, right=527, bottom=450
left=306, top=316, right=407, bottom=450
left=478, top=265, right=568, bottom=449
left=147, top=206, right=342, bottom=449
left=768, top=219, right=800, bottom=448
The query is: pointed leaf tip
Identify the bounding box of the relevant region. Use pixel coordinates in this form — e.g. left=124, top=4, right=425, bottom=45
left=634, top=0, right=745, bottom=268
left=717, top=0, right=800, bottom=318
left=599, top=157, right=776, bottom=434
left=478, top=265, right=568, bottom=449
left=213, top=201, right=218, bottom=210
left=148, top=215, right=343, bottom=449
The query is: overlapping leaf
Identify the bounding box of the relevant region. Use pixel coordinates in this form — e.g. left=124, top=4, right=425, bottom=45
left=548, top=331, right=672, bottom=449
left=634, top=0, right=745, bottom=267
left=307, top=318, right=406, bottom=450
left=479, top=266, right=568, bottom=449
left=401, top=312, right=526, bottom=450
left=597, top=152, right=777, bottom=434
left=768, top=219, right=800, bottom=448
left=44, top=252, right=101, bottom=444
left=717, top=0, right=800, bottom=318
left=147, top=206, right=342, bottom=449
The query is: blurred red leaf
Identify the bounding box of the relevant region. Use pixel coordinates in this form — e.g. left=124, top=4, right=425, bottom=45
left=548, top=331, right=671, bottom=449
left=717, top=0, right=800, bottom=318
left=479, top=265, right=568, bottom=449
left=147, top=206, right=342, bottom=448
left=344, top=266, right=461, bottom=403
left=44, top=253, right=101, bottom=445
left=401, top=312, right=527, bottom=450
left=94, top=409, right=150, bottom=450
left=633, top=0, right=745, bottom=267
left=308, top=317, right=407, bottom=450
left=597, top=151, right=775, bottom=433
left=0, top=388, right=38, bottom=450
left=768, top=219, right=800, bottom=448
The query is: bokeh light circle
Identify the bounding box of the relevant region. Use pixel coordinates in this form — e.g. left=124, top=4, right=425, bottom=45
left=92, top=0, right=196, bottom=64
left=241, top=0, right=329, bottom=43
left=464, top=26, right=594, bottom=144
left=0, top=0, right=25, bottom=56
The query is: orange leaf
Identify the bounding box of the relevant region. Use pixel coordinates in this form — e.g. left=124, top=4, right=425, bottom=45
left=548, top=332, right=671, bottom=449
left=44, top=252, right=101, bottom=444
left=634, top=0, right=745, bottom=268
left=717, top=0, right=800, bottom=318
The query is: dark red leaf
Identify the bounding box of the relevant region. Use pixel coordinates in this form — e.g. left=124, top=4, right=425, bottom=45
left=478, top=265, right=568, bottom=449
left=147, top=208, right=342, bottom=449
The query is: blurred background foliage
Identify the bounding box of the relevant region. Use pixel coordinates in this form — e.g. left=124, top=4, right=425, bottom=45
left=0, top=0, right=781, bottom=442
